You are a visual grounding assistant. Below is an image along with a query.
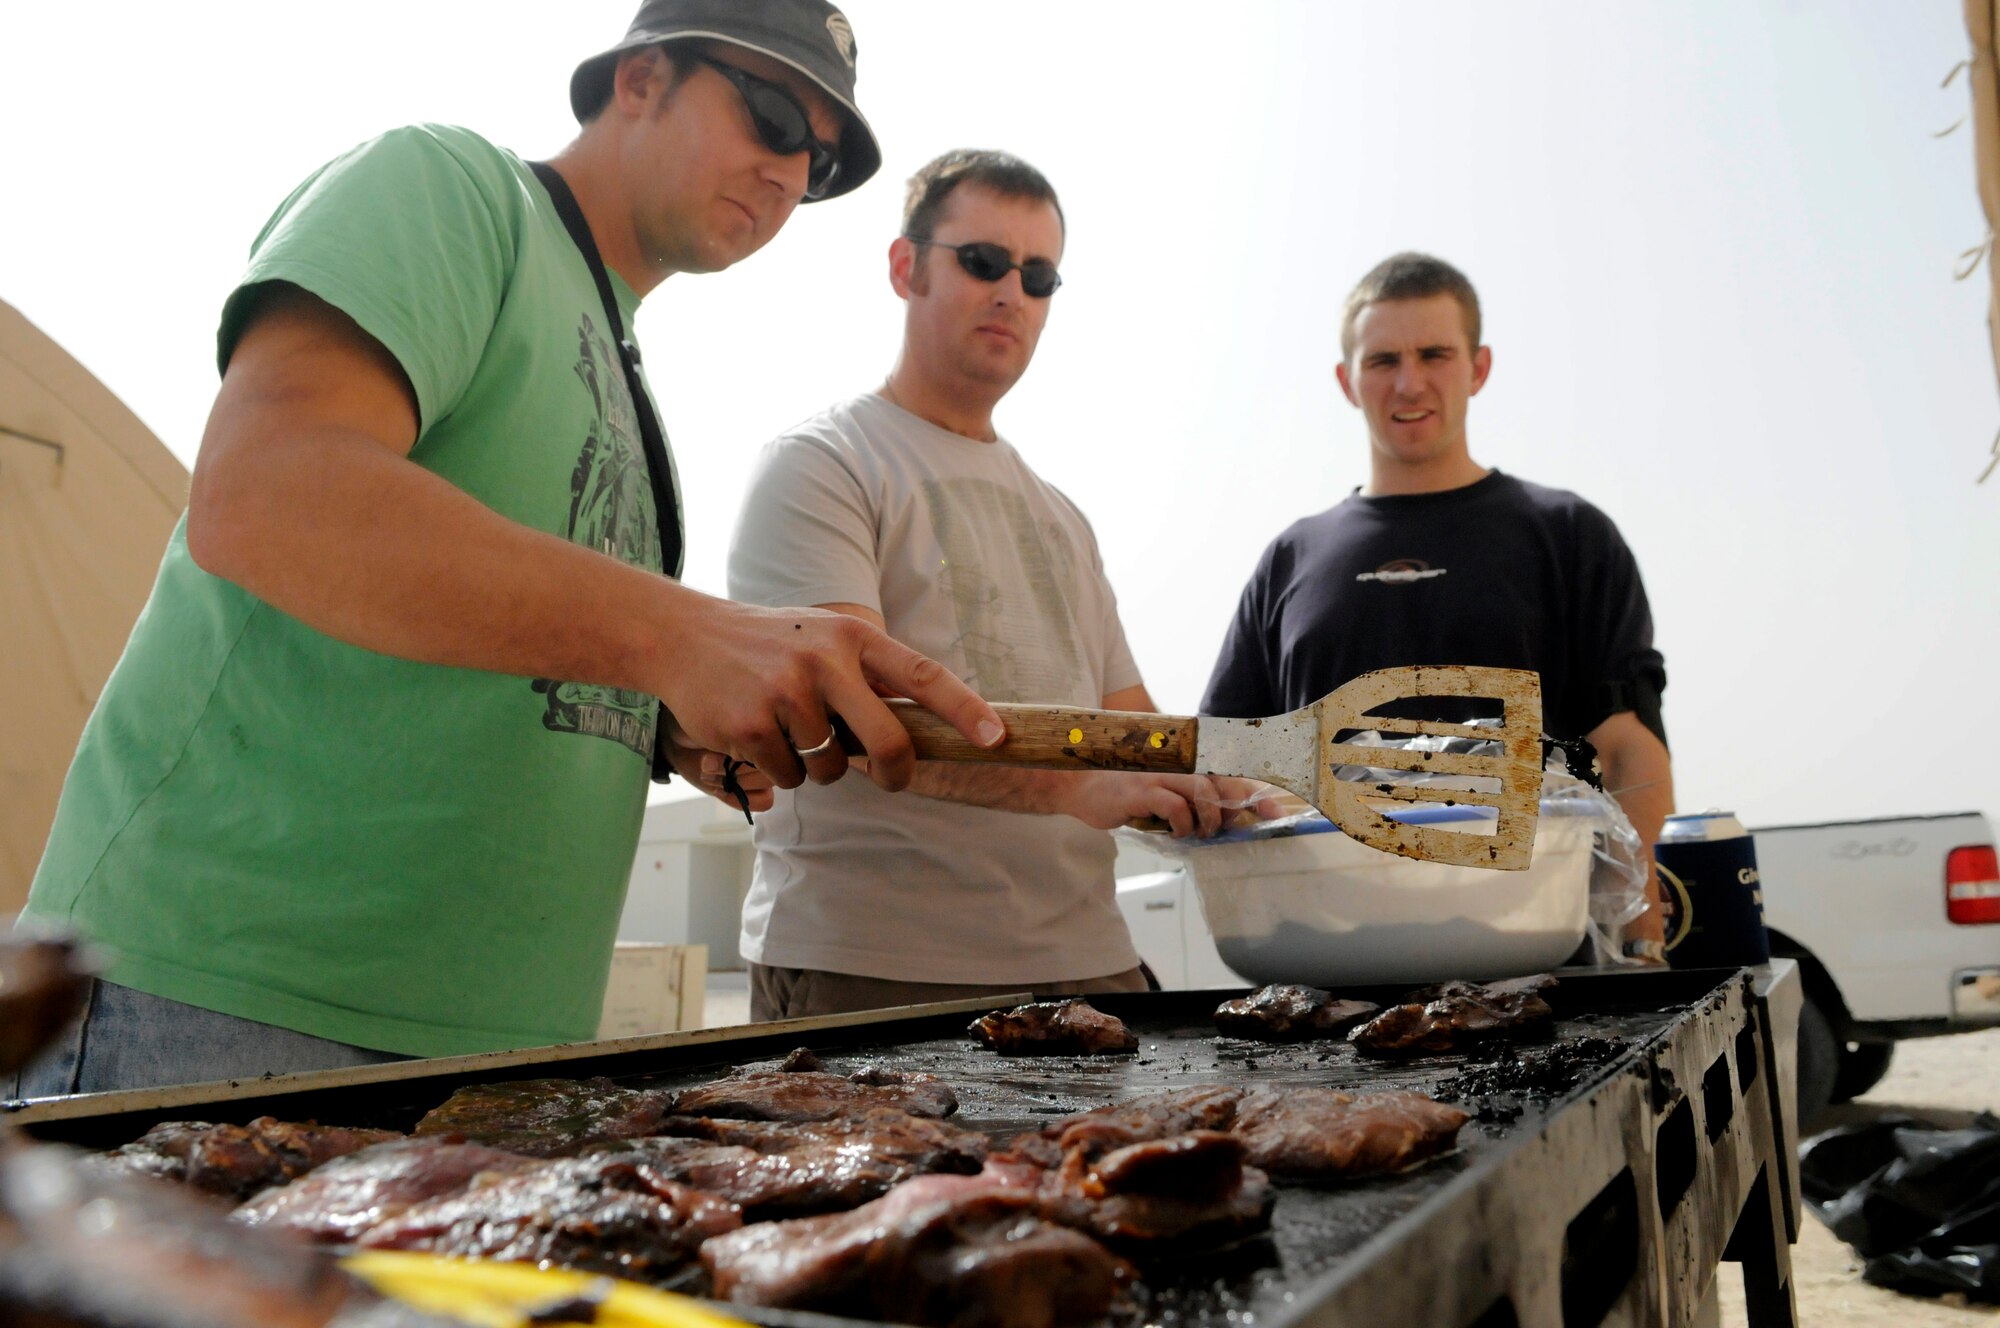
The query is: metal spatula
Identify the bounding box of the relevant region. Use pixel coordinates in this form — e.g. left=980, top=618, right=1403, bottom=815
left=856, top=664, right=1545, bottom=870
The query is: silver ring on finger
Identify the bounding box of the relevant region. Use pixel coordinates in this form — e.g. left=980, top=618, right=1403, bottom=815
left=794, top=731, right=838, bottom=760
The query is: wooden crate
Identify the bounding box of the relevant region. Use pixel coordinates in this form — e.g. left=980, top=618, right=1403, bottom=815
left=596, top=943, right=707, bottom=1038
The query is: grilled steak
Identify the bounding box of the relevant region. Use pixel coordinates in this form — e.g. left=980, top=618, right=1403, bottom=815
left=232, top=1137, right=540, bottom=1243
left=1229, top=1088, right=1469, bottom=1179
left=663, top=1107, right=987, bottom=1170
left=1018, top=1084, right=1464, bottom=1186
left=987, top=1088, right=1273, bottom=1247
left=0, top=1141, right=449, bottom=1328
left=355, top=1153, right=740, bottom=1282
left=1213, top=986, right=1379, bottom=1042
left=969, top=1000, right=1138, bottom=1056
left=412, top=1077, right=674, bottom=1156
left=702, top=1173, right=1134, bottom=1328
left=1348, top=980, right=1556, bottom=1057
left=1010, top=1131, right=1273, bottom=1248
left=584, top=1137, right=844, bottom=1218
left=92, top=1118, right=402, bottom=1201
left=672, top=1069, right=958, bottom=1121
left=1010, top=1085, right=1247, bottom=1168
left=593, top=1108, right=986, bottom=1218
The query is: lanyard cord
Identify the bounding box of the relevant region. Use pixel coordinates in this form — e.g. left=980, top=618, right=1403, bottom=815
left=528, top=161, right=683, bottom=580
left=529, top=161, right=696, bottom=790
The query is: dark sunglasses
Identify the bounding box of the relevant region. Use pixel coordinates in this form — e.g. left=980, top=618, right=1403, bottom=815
left=908, top=238, right=1063, bottom=298
left=695, top=54, right=842, bottom=200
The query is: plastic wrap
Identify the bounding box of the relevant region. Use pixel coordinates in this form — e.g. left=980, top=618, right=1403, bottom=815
left=1554, top=771, right=1654, bottom=967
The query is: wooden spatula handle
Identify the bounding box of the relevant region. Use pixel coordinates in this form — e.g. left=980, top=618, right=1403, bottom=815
left=839, top=699, right=1199, bottom=773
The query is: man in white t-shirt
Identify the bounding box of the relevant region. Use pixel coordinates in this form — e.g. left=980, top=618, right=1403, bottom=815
left=727, top=149, right=1260, bottom=1019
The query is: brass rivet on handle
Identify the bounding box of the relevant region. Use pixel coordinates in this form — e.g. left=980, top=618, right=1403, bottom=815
left=1067, top=728, right=1084, bottom=745
left=1149, top=731, right=1166, bottom=749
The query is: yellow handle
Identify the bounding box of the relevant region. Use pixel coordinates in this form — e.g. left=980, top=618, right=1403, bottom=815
left=342, top=1251, right=748, bottom=1328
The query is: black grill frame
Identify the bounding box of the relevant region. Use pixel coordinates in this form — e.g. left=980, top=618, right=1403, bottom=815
left=5, top=965, right=1804, bottom=1328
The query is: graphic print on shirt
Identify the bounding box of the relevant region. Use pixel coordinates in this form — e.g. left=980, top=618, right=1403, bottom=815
left=530, top=312, right=660, bottom=758
left=1356, top=558, right=1449, bottom=585
left=923, top=477, right=1087, bottom=703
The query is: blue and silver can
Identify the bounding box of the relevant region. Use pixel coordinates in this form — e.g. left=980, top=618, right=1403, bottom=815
left=1656, top=811, right=1770, bottom=968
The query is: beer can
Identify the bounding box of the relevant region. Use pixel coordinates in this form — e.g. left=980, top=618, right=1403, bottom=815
left=1656, top=811, right=1771, bottom=968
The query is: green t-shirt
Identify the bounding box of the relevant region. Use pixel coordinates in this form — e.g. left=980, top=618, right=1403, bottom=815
left=24, top=125, right=681, bottom=1057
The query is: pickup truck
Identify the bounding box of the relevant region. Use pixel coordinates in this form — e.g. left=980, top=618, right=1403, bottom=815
left=1754, top=811, right=2000, bottom=1124
left=1114, top=809, right=2000, bottom=1127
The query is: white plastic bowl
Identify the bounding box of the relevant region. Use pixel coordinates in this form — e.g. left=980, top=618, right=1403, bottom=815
left=1185, top=800, right=1598, bottom=987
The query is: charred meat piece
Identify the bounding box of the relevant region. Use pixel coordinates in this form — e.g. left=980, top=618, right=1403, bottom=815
left=703, top=1173, right=1133, bottom=1328
left=1213, top=986, right=1380, bottom=1042
left=0, top=938, right=91, bottom=1078
left=779, top=1047, right=823, bottom=1072
left=92, top=1118, right=402, bottom=1201
left=232, top=1137, right=541, bottom=1243
left=412, top=1077, right=674, bottom=1156
left=0, top=1141, right=450, bottom=1328
left=1009, top=1085, right=1248, bottom=1168
left=662, top=1107, right=987, bottom=1173
left=583, top=1135, right=931, bottom=1221
left=1229, top=1087, right=1469, bottom=1179
left=585, top=1137, right=844, bottom=1219
left=1026, top=1131, right=1273, bottom=1248
left=672, top=1069, right=957, bottom=1121
left=594, top=1108, right=985, bottom=1218
left=992, top=1089, right=1273, bottom=1247
left=969, top=1000, right=1138, bottom=1057
left=1348, top=980, right=1556, bottom=1057
left=356, top=1153, right=740, bottom=1283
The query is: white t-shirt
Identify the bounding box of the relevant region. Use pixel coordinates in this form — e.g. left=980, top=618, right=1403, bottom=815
left=726, top=393, right=1144, bottom=984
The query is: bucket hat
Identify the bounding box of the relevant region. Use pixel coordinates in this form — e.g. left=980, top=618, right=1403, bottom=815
left=570, top=0, right=881, bottom=201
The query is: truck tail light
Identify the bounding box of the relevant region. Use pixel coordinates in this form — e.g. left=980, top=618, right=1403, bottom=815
left=1947, top=845, right=2000, bottom=925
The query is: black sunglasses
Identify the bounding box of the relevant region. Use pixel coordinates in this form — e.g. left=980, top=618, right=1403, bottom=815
left=908, top=238, right=1063, bottom=298
left=695, top=54, right=841, bottom=200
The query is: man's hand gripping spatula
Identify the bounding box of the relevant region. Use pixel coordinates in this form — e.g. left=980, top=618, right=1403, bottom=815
left=845, top=664, right=1546, bottom=870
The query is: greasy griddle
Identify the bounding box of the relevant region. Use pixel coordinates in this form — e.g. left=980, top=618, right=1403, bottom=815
left=602, top=974, right=1715, bottom=1328
left=10, top=967, right=1790, bottom=1328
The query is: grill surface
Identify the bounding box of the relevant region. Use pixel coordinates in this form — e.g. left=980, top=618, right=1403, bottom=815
left=7, top=966, right=1801, bottom=1328
left=603, top=975, right=1712, bottom=1328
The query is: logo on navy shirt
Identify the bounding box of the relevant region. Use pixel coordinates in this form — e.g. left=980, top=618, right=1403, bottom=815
left=1357, top=559, right=1448, bottom=585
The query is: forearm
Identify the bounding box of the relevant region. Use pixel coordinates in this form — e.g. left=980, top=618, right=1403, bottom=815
left=189, top=422, right=691, bottom=697
left=902, top=763, right=1076, bottom=816
left=180, top=289, right=1003, bottom=792
left=1601, top=740, right=1674, bottom=856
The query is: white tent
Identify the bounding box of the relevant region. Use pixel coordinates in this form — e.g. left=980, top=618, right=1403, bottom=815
left=0, top=299, right=186, bottom=912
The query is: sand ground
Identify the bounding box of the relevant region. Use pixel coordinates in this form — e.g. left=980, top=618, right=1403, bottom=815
left=1718, top=1027, right=2000, bottom=1326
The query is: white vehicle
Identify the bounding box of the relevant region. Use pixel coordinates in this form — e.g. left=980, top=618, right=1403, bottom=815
left=1114, top=809, right=2000, bottom=1125
left=1752, top=811, right=2000, bottom=1123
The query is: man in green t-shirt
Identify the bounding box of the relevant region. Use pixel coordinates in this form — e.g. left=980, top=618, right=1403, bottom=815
left=12, top=0, right=1004, bottom=1097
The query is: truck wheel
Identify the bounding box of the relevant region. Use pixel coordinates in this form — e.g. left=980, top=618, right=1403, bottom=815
left=1796, top=996, right=1839, bottom=1131
left=1831, top=1041, right=1894, bottom=1103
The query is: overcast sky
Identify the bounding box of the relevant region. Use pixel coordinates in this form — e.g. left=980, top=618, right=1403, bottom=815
left=5, top=1, right=1996, bottom=831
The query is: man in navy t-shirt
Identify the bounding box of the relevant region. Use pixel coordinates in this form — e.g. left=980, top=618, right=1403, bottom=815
left=1202, top=252, right=1672, bottom=951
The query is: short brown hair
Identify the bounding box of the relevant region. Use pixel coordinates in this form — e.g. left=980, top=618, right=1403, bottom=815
left=901, top=149, right=1065, bottom=243
left=1339, top=252, right=1482, bottom=361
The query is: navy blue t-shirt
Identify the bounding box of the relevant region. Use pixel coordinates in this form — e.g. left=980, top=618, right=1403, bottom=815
left=1201, top=471, right=1666, bottom=744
